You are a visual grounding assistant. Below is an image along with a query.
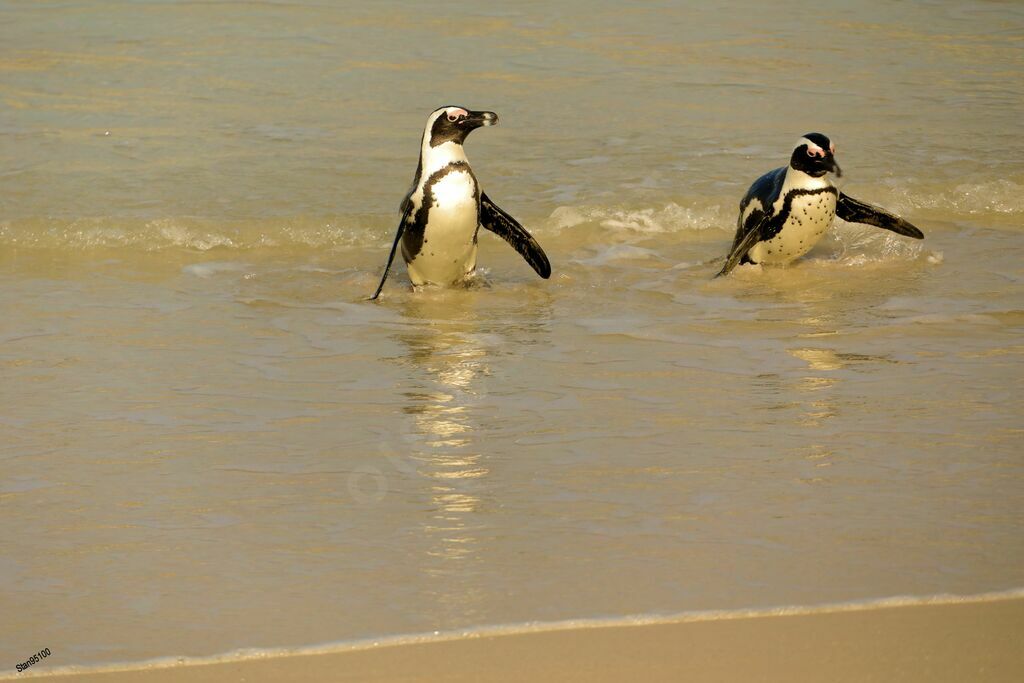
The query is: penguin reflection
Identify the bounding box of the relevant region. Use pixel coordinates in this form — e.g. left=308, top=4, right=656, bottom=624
left=393, top=292, right=492, bottom=620
left=749, top=283, right=904, bottom=445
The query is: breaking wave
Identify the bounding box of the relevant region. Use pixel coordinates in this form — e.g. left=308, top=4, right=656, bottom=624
left=0, top=217, right=378, bottom=251
left=7, top=588, right=1021, bottom=681
left=856, top=177, right=1024, bottom=218
left=549, top=201, right=728, bottom=234
left=1, top=178, right=1019, bottom=253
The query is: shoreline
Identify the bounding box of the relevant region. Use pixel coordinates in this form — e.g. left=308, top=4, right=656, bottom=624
left=12, top=589, right=1024, bottom=682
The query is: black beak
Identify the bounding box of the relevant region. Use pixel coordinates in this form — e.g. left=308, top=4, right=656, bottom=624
left=465, top=110, right=498, bottom=129
left=826, top=156, right=842, bottom=178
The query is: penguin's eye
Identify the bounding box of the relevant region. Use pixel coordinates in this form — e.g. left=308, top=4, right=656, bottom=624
left=447, top=113, right=463, bottom=122
left=806, top=147, right=824, bottom=158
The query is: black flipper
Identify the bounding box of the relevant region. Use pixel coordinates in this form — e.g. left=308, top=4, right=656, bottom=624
left=480, top=192, right=551, bottom=279
left=836, top=193, right=924, bottom=239
left=716, top=216, right=767, bottom=278
left=368, top=205, right=412, bottom=300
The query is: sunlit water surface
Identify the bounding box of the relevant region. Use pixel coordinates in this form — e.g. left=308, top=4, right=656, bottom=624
left=2, top=0, right=1023, bottom=671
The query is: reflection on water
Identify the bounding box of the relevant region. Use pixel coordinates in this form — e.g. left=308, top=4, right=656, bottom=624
left=757, top=285, right=901, bottom=432
left=787, top=345, right=900, bottom=431
left=393, top=292, right=493, bottom=619
left=788, top=306, right=844, bottom=430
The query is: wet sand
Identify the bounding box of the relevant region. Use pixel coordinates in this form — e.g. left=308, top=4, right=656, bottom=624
left=22, top=596, right=1024, bottom=682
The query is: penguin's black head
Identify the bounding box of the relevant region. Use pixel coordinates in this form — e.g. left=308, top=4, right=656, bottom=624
left=789, top=133, right=842, bottom=178
left=427, top=106, right=498, bottom=148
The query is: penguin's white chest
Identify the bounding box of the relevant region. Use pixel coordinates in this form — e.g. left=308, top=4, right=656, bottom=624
left=407, top=170, right=479, bottom=286
left=750, top=190, right=836, bottom=265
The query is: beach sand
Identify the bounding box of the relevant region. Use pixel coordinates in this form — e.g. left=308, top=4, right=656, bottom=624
left=27, top=596, right=1024, bottom=683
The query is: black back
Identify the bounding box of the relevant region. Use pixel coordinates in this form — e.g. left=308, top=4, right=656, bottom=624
left=730, top=167, right=786, bottom=259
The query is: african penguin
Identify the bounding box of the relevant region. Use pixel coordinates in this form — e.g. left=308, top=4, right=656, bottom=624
left=369, top=106, right=551, bottom=299
left=717, top=133, right=924, bottom=277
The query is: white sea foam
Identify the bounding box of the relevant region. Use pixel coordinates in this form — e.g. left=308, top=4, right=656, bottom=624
left=0, top=217, right=371, bottom=251
left=549, top=202, right=728, bottom=234
left=0, top=176, right=1018, bottom=254
left=9, top=588, right=1022, bottom=680
left=574, top=244, right=665, bottom=266
left=181, top=262, right=250, bottom=278
left=828, top=222, right=927, bottom=264
left=871, top=178, right=1024, bottom=217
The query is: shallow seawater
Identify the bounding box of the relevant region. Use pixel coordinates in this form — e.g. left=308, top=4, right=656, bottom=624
left=2, top=0, right=1023, bottom=671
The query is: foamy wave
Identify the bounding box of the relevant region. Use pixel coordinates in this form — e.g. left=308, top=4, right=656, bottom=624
left=549, top=202, right=728, bottom=234
left=0, top=217, right=375, bottom=251
left=181, top=262, right=251, bottom=278
left=875, top=178, right=1024, bottom=217
left=575, top=244, right=665, bottom=266
left=8, top=587, right=1022, bottom=680
left=1, top=205, right=731, bottom=252
left=0, top=177, right=1016, bottom=255
left=829, top=222, right=928, bottom=263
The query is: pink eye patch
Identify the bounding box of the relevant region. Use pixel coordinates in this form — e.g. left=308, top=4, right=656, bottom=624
left=806, top=143, right=826, bottom=158
left=446, top=108, right=468, bottom=121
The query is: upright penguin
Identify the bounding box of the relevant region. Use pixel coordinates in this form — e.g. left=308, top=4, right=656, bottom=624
left=717, top=133, right=924, bottom=277
left=369, top=106, right=551, bottom=299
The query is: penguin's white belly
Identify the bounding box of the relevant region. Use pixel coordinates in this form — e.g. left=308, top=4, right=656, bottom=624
left=407, top=171, right=479, bottom=286
left=749, top=191, right=836, bottom=265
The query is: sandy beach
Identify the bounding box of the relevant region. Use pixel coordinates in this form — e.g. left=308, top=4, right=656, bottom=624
left=17, top=595, right=1022, bottom=683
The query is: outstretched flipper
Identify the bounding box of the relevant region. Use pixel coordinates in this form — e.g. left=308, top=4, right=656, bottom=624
left=368, top=203, right=413, bottom=300
left=480, top=192, right=551, bottom=279
left=716, top=216, right=767, bottom=278
left=837, top=193, right=924, bottom=239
